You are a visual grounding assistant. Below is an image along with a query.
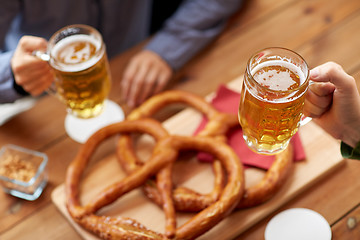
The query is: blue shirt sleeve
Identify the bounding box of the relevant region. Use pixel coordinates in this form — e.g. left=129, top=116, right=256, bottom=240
left=145, top=0, right=243, bottom=70
left=0, top=51, right=25, bottom=103
left=0, top=1, right=23, bottom=103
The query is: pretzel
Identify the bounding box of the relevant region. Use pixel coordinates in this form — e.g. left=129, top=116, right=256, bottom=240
left=236, top=143, right=293, bottom=208
left=116, top=90, right=237, bottom=212
left=116, top=90, right=236, bottom=236
left=115, top=111, right=178, bottom=237
left=65, top=118, right=245, bottom=240
left=116, top=90, right=293, bottom=211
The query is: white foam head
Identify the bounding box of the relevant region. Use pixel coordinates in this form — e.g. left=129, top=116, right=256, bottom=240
left=247, top=60, right=308, bottom=103
left=50, top=34, right=102, bottom=72
left=251, top=60, right=306, bottom=91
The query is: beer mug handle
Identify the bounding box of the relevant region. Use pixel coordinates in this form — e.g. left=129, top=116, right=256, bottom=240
left=300, top=80, right=314, bottom=126
left=45, top=83, right=57, bottom=95
left=32, top=50, right=57, bottom=95
left=32, top=50, right=50, bottom=61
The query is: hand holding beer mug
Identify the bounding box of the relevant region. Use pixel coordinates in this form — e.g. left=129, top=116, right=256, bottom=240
left=238, top=47, right=310, bottom=154
left=34, top=24, right=124, bottom=143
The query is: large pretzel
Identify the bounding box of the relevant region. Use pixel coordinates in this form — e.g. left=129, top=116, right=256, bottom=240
left=65, top=118, right=245, bottom=240
left=116, top=90, right=235, bottom=237
left=116, top=90, right=293, bottom=212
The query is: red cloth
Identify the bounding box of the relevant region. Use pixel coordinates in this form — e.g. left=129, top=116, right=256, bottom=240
left=194, top=84, right=306, bottom=170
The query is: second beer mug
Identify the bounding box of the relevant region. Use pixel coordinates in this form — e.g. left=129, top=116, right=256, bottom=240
left=35, top=24, right=111, bottom=119
left=238, top=47, right=309, bottom=155
left=34, top=24, right=124, bottom=143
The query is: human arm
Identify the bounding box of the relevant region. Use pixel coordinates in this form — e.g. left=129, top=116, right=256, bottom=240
left=121, top=0, right=243, bottom=107
left=0, top=36, right=54, bottom=104
left=0, top=0, right=23, bottom=103
left=0, top=1, right=53, bottom=103
left=11, top=36, right=54, bottom=97
left=121, top=50, right=172, bottom=108
left=303, top=62, right=360, bottom=157
left=0, top=51, right=26, bottom=103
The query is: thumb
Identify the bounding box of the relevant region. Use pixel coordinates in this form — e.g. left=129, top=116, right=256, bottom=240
left=309, top=62, right=355, bottom=93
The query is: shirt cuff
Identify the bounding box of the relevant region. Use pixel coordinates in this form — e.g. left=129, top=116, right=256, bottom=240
left=0, top=51, right=27, bottom=103
left=12, top=71, right=29, bottom=96
left=341, top=141, right=360, bottom=160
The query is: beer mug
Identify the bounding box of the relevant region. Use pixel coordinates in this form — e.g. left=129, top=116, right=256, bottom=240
left=34, top=24, right=111, bottom=119
left=238, top=47, right=310, bottom=155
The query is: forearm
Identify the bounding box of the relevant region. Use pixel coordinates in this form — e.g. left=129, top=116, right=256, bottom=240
left=145, top=0, right=243, bottom=70
left=342, top=116, right=360, bottom=148
left=0, top=51, right=25, bottom=103
left=338, top=87, right=360, bottom=148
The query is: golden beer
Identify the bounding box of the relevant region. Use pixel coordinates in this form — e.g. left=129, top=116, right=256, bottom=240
left=238, top=48, right=309, bottom=154
left=49, top=26, right=111, bottom=119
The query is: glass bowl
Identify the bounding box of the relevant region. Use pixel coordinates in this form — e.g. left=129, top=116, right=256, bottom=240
left=0, top=144, right=48, bottom=201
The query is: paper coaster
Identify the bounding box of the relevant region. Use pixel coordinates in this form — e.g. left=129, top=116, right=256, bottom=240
left=65, top=100, right=124, bottom=143
left=265, top=208, right=332, bottom=240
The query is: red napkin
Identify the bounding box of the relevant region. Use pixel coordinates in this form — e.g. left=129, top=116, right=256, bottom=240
left=194, top=84, right=306, bottom=170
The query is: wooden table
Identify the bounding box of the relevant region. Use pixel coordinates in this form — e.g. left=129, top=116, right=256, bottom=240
left=1, top=0, right=360, bottom=239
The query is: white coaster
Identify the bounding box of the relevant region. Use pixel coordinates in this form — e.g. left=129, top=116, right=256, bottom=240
left=65, top=100, right=124, bottom=143
left=265, top=208, right=332, bottom=240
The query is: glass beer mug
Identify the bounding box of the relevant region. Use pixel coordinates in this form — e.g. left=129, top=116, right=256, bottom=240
left=238, top=47, right=310, bottom=155
left=34, top=24, right=124, bottom=143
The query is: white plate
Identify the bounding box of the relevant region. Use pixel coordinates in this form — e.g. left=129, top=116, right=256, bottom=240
left=265, top=208, right=332, bottom=240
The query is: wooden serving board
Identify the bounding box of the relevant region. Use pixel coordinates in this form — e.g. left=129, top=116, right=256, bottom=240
left=52, top=76, right=344, bottom=239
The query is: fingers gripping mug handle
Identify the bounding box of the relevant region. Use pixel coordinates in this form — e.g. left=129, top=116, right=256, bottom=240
left=32, top=50, right=57, bottom=95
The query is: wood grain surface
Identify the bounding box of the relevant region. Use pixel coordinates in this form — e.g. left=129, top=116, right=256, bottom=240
left=1, top=0, right=360, bottom=239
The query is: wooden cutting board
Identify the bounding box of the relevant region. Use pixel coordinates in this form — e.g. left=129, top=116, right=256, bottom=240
left=51, top=76, right=344, bottom=239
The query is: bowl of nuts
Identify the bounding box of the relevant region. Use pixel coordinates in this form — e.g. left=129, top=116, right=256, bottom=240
left=0, top=144, right=48, bottom=201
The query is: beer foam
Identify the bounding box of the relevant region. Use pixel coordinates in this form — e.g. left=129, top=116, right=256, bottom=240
left=51, top=34, right=102, bottom=72
left=251, top=60, right=306, bottom=91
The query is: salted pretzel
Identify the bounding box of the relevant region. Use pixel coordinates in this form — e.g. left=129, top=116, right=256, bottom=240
left=116, top=90, right=294, bottom=211
left=65, top=118, right=245, bottom=240
left=237, top=143, right=293, bottom=208
left=116, top=90, right=236, bottom=237
left=116, top=90, right=237, bottom=213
